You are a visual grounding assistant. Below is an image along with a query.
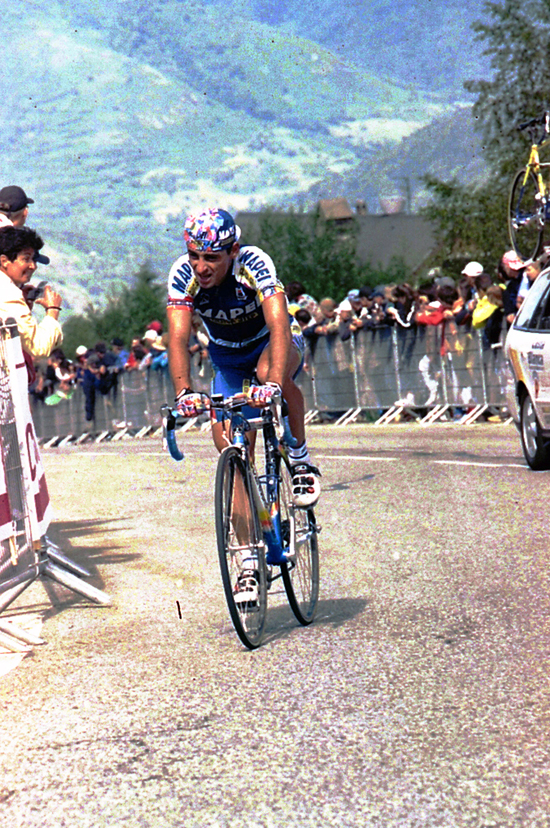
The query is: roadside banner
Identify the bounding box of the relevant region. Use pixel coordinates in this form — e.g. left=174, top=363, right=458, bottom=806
left=0, top=318, right=50, bottom=545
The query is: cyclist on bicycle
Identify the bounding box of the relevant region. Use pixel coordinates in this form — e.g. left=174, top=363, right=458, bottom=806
left=167, top=207, right=321, bottom=509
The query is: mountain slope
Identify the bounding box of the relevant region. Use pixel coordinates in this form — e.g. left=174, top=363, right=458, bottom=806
left=0, top=1, right=487, bottom=310
left=213, top=0, right=490, bottom=97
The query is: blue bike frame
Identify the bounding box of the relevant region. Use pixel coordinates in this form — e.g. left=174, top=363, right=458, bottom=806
left=161, top=399, right=293, bottom=567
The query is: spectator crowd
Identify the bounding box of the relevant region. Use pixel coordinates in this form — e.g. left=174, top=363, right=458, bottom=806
left=0, top=182, right=543, bottom=424
left=28, top=244, right=548, bottom=421
left=285, top=245, right=539, bottom=352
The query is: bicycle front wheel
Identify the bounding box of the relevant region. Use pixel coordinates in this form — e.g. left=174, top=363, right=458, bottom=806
left=509, top=168, right=545, bottom=261
left=215, top=446, right=267, bottom=649
left=278, top=455, right=319, bottom=625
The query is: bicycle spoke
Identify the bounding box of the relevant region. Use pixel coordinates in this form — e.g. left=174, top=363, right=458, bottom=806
left=215, top=447, right=267, bottom=649
left=509, top=168, right=544, bottom=261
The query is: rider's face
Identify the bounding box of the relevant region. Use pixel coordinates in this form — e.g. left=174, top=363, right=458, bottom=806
left=187, top=243, right=239, bottom=289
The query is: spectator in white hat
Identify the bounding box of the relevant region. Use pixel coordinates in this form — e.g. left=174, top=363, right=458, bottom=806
left=459, top=261, right=485, bottom=317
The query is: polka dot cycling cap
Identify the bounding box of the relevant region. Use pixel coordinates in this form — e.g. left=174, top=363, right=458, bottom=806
left=183, top=208, right=241, bottom=253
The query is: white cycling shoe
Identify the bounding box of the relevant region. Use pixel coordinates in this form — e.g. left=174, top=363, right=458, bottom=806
left=233, top=569, right=259, bottom=608
left=291, top=463, right=321, bottom=509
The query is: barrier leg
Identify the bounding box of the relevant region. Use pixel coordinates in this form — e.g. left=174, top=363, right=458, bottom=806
left=0, top=629, right=32, bottom=653
left=41, top=561, right=111, bottom=606
left=0, top=619, right=45, bottom=646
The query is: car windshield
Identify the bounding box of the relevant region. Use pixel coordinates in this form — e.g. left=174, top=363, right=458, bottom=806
left=514, top=269, right=550, bottom=329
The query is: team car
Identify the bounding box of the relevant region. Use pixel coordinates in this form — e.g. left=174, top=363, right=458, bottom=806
left=505, top=264, right=550, bottom=469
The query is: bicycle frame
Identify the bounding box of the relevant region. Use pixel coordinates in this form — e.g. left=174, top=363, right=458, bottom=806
left=522, top=142, right=550, bottom=198
left=521, top=113, right=550, bottom=198
left=216, top=401, right=292, bottom=568
left=161, top=398, right=293, bottom=567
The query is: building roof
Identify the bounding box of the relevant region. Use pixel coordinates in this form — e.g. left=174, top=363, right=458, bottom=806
left=317, top=198, right=354, bottom=221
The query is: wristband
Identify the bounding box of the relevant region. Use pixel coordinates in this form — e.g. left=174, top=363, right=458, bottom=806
left=46, top=306, right=61, bottom=311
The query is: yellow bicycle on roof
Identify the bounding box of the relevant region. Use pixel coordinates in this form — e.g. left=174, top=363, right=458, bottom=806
left=509, top=111, right=550, bottom=261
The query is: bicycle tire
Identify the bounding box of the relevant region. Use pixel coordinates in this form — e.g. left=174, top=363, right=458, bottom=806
left=509, top=168, right=545, bottom=261
left=215, top=446, right=267, bottom=649
left=278, top=454, right=319, bottom=625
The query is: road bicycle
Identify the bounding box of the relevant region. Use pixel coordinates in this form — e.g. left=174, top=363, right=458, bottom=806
left=509, top=111, right=550, bottom=261
left=161, top=394, right=319, bottom=649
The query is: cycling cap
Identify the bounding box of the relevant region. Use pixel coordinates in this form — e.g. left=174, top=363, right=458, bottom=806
left=184, top=208, right=241, bottom=252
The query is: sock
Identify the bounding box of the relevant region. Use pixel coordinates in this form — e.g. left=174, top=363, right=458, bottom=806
left=288, top=441, right=311, bottom=466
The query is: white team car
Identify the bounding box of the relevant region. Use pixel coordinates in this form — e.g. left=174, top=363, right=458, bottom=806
left=505, top=264, right=550, bottom=468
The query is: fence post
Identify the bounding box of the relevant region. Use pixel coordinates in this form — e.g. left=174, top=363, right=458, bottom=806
left=350, top=333, right=361, bottom=408
left=477, top=330, right=489, bottom=405
left=391, top=327, right=402, bottom=403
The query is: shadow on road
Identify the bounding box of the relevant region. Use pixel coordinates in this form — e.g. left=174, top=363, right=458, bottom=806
left=36, top=518, right=140, bottom=615
left=260, top=596, right=369, bottom=645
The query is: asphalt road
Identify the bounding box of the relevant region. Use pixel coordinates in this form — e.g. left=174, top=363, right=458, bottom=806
left=1, top=423, right=550, bottom=828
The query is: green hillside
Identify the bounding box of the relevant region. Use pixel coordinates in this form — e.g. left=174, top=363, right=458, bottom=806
left=0, top=1, right=485, bottom=311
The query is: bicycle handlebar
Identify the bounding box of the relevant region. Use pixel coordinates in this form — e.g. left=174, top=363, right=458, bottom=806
left=160, top=404, right=185, bottom=461
left=518, top=111, right=550, bottom=140
left=160, top=391, right=296, bottom=462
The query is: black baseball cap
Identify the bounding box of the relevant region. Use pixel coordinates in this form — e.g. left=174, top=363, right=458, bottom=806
left=0, top=186, right=34, bottom=213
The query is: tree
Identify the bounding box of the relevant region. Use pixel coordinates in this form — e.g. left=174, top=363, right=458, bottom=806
left=61, top=262, right=166, bottom=358
left=420, top=175, right=509, bottom=273
left=244, top=209, right=406, bottom=300
left=420, top=0, right=550, bottom=268
left=465, top=0, right=550, bottom=179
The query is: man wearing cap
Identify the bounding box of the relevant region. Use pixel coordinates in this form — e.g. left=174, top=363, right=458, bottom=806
left=457, top=260, right=484, bottom=321
left=0, top=185, right=50, bottom=266
left=499, top=250, right=526, bottom=326
left=0, top=226, right=62, bottom=359
left=167, top=208, right=321, bottom=512
left=0, top=185, right=34, bottom=228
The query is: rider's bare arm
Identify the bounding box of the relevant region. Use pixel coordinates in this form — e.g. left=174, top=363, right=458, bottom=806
left=167, top=306, right=193, bottom=394
left=260, top=292, right=292, bottom=388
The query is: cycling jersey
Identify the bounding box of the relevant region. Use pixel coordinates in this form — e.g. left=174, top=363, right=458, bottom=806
left=167, top=245, right=286, bottom=349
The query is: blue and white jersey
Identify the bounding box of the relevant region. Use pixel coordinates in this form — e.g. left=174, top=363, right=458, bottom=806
left=167, top=245, right=286, bottom=349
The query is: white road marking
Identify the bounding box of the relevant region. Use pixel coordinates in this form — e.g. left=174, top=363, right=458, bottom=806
left=315, top=454, right=394, bottom=462
left=315, top=454, right=528, bottom=469
left=433, top=459, right=528, bottom=469
left=48, top=451, right=529, bottom=469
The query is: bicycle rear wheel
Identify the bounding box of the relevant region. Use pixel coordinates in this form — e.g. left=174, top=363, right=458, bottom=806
left=215, top=446, right=267, bottom=649
left=278, top=454, right=319, bottom=625
left=509, top=168, right=545, bottom=261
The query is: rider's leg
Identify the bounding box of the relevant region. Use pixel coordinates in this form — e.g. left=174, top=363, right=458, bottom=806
left=256, top=342, right=305, bottom=443
left=256, top=342, right=320, bottom=507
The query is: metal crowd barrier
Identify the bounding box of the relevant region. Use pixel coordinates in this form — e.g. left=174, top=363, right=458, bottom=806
left=31, top=354, right=213, bottom=442
left=301, top=323, right=507, bottom=422
left=30, top=324, right=509, bottom=442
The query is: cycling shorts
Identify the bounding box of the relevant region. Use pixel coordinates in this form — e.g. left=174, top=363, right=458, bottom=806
left=210, top=333, right=305, bottom=421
